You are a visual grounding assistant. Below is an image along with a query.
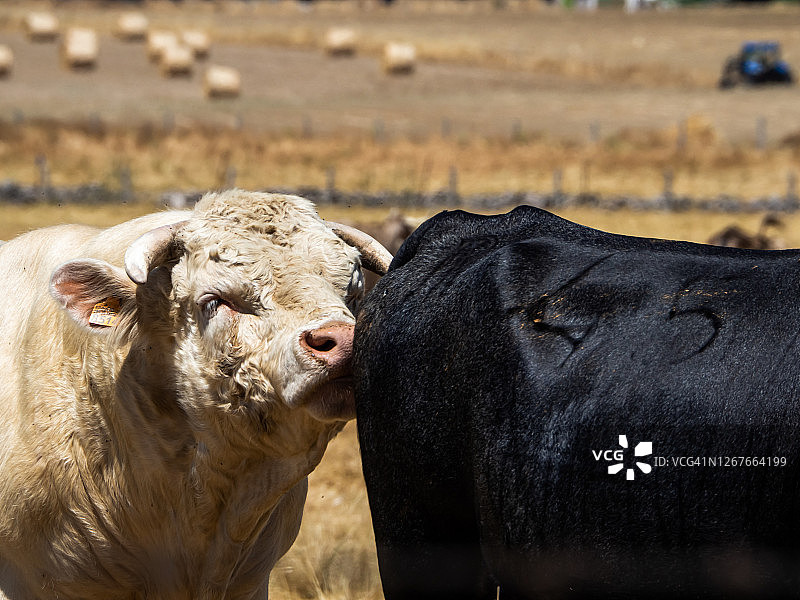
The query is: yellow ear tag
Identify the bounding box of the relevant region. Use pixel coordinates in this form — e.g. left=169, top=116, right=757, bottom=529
left=88, top=297, right=121, bottom=327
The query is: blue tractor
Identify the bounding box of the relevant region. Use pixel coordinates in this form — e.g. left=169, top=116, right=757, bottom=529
left=719, top=41, right=794, bottom=89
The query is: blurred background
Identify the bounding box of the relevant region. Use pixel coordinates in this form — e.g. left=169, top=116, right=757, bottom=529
left=2, top=0, right=800, bottom=597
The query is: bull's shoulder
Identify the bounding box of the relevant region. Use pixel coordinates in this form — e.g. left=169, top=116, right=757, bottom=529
left=0, top=223, right=98, bottom=270
left=0, top=225, right=100, bottom=342
left=0, top=212, right=191, bottom=454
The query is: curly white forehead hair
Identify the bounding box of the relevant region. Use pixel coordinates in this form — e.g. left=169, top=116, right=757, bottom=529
left=176, top=191, right=361, bottom=312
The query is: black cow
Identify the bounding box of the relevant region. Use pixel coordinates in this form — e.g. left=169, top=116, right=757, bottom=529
left=354, top=206, right=800, bottom=599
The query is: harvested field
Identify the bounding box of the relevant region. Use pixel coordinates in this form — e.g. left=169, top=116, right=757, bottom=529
left=1, top=2, right=800, bottom=142
left=1, top=1, right=800, bottom=199
left=3, top=117, right=800, bottom=201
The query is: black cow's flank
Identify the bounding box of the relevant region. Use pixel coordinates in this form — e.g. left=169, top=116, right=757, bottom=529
left=355, top=206, right=800, bottom=599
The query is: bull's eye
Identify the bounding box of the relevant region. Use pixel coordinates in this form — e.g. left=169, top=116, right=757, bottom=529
left=198, top=293, right=223, bottom=320
left=346, top=268, right=365, bottom=311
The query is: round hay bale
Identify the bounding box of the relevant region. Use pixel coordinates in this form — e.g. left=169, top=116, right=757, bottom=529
left=147, top=30, right=178, bottom=63
left=324, top=27, right=357, bottom=57
left=160, top=44, right=193, bottom=78
left=0, top=45, right=13, bottom=78
left=24, top=12, right=59, bottom=42
left=61, top=28, right=98, bottom=70
left=181, top=30, right=211, bottom=59
left=115, top=12, right=149, bottom=42
left=382, top=42, right=416, bottom=75
left=203, top=65, right=241, bottom=98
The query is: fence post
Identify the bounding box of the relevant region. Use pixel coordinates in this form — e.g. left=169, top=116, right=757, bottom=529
left=553, top=168, right=563, bottom=197
left=663, top=168, right=674, bottom=200
left=117, top=164, right=133, bottom=203
left=35, top=154, right=50, bottom=200
left=88, top=112, right=104, bottom=137
left=448, top=165, right=459, bottom=205
left=224, top=165, right=237, bottom=190
left=36, top=154, right=49, bottom=187
left=325, top=166, right=336, bottom=204
left=787, top=171, right=797, bottom=203
left=580, top=161, right=590, bottom=196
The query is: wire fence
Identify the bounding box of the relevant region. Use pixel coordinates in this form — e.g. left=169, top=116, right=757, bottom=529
left=2, top=177, right=798, bottom=214
left=4, top=109, right=800, bottom=212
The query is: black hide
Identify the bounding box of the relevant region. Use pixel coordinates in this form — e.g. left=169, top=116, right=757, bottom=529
left=354, top=206, right=800, bottom=600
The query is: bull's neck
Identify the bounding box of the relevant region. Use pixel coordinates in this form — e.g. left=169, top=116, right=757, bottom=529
left=189, top=398, right=341, bottom=501
left=83, top=331, right=337, bottom=546
left=83, top=333, right=193, bottom=474
left=63, top=334, right=324, bottom=593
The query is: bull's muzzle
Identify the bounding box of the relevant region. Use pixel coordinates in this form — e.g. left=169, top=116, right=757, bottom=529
left=299, top=321, right=354, bottom=376
left=298, top=321, right=356, bottom=421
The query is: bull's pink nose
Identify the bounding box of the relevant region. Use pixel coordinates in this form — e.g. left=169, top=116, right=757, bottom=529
left=300, top=322, right=354, bottom=371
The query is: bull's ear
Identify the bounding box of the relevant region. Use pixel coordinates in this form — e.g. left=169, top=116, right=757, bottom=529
left=50, top=259, right=137, bottom=333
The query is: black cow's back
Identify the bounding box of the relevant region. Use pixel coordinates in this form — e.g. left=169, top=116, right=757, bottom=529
left=355, top=207, right=800, bottom=599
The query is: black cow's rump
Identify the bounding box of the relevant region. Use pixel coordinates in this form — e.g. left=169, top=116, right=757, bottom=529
left=354, top=206, right=800, bottom=599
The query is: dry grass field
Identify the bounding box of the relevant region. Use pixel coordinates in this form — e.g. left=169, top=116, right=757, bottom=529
left=1, top=1, right=800, bottom=198
left=4, top=116, right=800, bottom=200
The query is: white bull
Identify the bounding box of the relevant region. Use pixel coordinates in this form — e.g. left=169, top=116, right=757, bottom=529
left=0, top=190, right=391, bottom=599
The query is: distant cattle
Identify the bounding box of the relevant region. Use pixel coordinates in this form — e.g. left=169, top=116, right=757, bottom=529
left=0, top=190, right=391, bottom=598
left=707, top=213, right=785, bottom=250
left=355, top=206, right=800, bottom=598
left=347, top=211, right=416, bottom=292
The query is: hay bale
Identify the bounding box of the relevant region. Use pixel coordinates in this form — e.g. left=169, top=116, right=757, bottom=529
left=147, top=30, right=178, bottom=63
left=203, top=65, right=241, bottom=98
left=160, top=44, right=193, bottom=78
left=181, top=30, right=211, bottom=59
left=382, top=42, right=416, bottom=75
left=61, top=28, right=98, bottom=70
left=24, top=12, right=59, bottom=42
left=0, top=45, right=13, bottom=77
left=324, top=27, right=357, bottom=57
left=115, top=12, right=148, bottom=42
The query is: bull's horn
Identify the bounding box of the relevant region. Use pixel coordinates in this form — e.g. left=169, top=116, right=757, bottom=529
left=327, top=222, right=393, bottom=276
left=124, top=220, right=189, bottom=284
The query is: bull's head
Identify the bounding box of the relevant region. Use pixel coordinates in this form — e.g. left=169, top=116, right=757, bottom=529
left=49, top=191, right=391, bottom=438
